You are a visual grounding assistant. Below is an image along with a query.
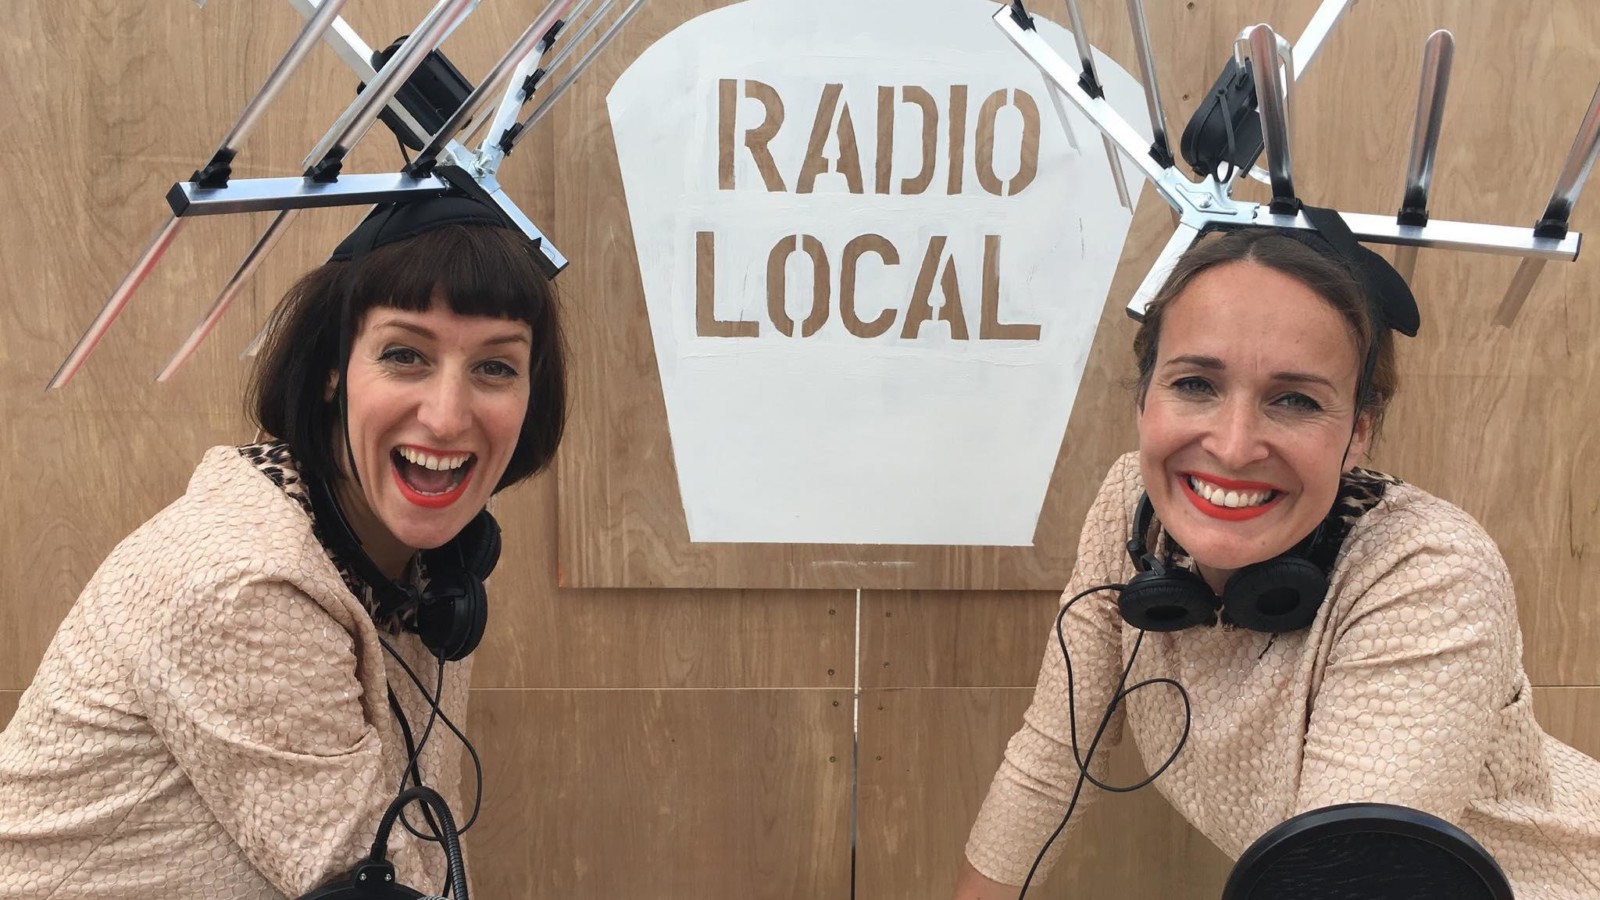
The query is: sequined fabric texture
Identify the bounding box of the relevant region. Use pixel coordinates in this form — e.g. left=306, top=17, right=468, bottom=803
left=0, top=446, right=472, bottom=899
left=966, top=452, right=1600, bottom=899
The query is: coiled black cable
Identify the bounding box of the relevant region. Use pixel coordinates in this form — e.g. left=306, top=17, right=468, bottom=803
left=369, top=786, right=469, bottom=900
left=1015, top=582, right=1194, bottom=899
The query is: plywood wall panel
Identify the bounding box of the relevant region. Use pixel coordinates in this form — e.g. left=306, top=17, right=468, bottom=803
left=465, top=687, right=853, bottom=900
left=0, top=692, right=19, bottom=731
left=0, top=406, right=245, bottom=687
left=856, top=687, right=1233, bottom=900
left=4, top=3, right=1600, bottom=900
left=1505, top=550, right=1600, bottom=687
left=478, top=468, right=854, bottom=690
left=860, top=590, right=1061, bottom=690
left=1567, top=344, right=1600, bottom=562
left=1533, top=687, right=1600, bottom=763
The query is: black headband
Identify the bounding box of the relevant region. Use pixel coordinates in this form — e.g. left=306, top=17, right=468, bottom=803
left=328, top=168, right=518, bottom=263
left=1283, top=205, right=1421, bottom=338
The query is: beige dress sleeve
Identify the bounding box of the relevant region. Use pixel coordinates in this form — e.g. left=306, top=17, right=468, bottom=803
left=1292, top=495, right=1521, bottom=821
left=124, top=456, right=460, bottom=898
left=964, top=452, right=1140, bottom=884
left=134, top=572, right=391, bottom=895
left=0, top=446, right=469, bottom=899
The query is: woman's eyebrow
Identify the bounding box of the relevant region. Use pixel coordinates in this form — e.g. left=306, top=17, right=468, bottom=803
left=1271, top=371, right=1338, bottom=390
left=372, top=320, right=530, bottom=346
left=1161, top=354, right=1224, bottom=370
left=1163, top=354, right=1338, bottom=390
left=372, top=320, right=436, bottom=339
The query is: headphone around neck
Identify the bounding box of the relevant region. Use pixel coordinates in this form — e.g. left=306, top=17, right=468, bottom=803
left=1119, top=492, right=1329, bottom=634
left=306, top=469, right=499, bottom=661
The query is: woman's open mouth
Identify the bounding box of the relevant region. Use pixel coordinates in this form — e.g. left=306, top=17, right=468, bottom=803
left=1179, top=473, right=1282, bottom=521
left=390, top=446, right=477, bottom=509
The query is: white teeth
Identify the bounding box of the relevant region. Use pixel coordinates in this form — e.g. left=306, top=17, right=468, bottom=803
left=397, top=446, right=472, bottom=471
left=1188, top=476, right=1273, bottom=508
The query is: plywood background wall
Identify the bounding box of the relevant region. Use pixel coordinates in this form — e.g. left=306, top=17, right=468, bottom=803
left=1, top=1, right=1597, bottom=898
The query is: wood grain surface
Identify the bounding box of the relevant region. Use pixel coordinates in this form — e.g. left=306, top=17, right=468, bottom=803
left=3, top=1, right=1599, bottom=899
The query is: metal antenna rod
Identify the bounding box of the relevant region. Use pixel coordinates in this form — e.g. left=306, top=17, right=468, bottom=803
left=196, top=0, right=353, bottom=185
left=156, top=209, right=302, bottom=382
left=985, top=0, right=1587, bottom=323
left=1494, top=82, right=1600, bottom=326
left=1240, top=24, right=1297, bottom=209
left=1530, top=86, right=1600, bottom=235
left=464, top=0, right=595, bottom=152
left=517, top=0, right=625, bottom=107
left=515, top=0, right=648, bottom=138
left=1061, top=0, right=1100, bottom=90
left=475, top=0, right=598, bottom=171
left=301, top=0, right=477, bottom=178
left=47, top=0, right=356, bottom=391
left=1392, top=29, right=1455, bottom=283
left=47, top=217, right=188, bottom=390
left=288, top=0, right=433, bottom=142
left=409, top=0, right=577, bottom=173
left=1238, top=0, right=1353, bottom=186
left=541, top=0, right=623, bottom=77
left=163, top=0, right=480, bottom=381
left=1125, top=0, right=1174, bottom=168
left=223, top=1, right=468, bottom=368
left=1290, top=0, right=1358, bottom=81
left=233, top=0, right=500, bottom=361
left=1060, top=0, right=1130, bottom=209
left=473, top=0, right=624, bottom=164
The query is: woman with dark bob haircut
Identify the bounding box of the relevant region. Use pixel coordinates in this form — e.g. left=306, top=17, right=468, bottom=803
left=954, top=227, right=1600, bottom=899
left=0, top=195, right=565, bottom=899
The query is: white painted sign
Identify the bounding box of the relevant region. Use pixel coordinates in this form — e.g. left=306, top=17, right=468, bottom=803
left=607, top=0, right=1148, bottom=545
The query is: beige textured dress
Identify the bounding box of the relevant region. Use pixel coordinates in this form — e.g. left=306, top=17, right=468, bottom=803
left=0, top=445, right=472, bottom=899
left=967, top=452, right=1600, bottom=898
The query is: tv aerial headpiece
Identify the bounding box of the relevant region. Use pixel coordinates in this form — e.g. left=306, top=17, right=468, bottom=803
left=995, top=0, right=1600, bottom=327
left=47, top=0, right=649, bottom=390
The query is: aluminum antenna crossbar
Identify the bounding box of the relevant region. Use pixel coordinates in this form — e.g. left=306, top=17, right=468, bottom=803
left=52, top=0, right=647, bottom=389
left=992, top=2, right=1587, bottom=323
left=506, top=0, right=649, bottom=150
left=46, top=0, right=353, bottom=390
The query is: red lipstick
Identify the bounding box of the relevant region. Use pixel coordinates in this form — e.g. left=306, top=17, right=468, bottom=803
left=1183, top=472, right=1278, bottom=491
left=1178, top=474, right=1282, bottom=521
left=391, top=457, right=475, bottom=509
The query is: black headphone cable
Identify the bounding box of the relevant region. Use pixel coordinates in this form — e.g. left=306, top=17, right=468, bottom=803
left=378, top=634, right=486, bottom=836
left=1016, top=582, right=1194, bottom=900
left=386, top=655, right=446, bottom=843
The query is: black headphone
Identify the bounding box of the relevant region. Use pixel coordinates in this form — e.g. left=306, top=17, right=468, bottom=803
left=306, top=470, right=499, bottom=661
left=1119, top=492, right=1329, bottom=634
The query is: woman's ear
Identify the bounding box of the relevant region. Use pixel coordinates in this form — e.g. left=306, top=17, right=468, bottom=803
left=323, top=370, right=340, bottom=403
left=1344, top=409, right=1375, bottom=471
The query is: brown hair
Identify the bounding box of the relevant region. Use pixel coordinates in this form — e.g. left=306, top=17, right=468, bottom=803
left=1131, top=229, right=1397, bottom=432
left=248, top=224, right=567, bottom=491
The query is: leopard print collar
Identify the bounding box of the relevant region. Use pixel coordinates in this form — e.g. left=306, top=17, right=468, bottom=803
left=236, top=441, right=416, bottom=630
